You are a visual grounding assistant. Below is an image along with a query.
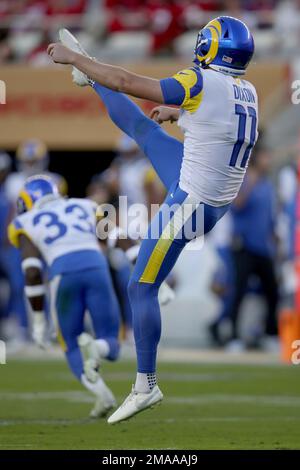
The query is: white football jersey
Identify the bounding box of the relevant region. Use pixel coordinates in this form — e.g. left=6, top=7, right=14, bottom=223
left=9, top=197, right=100, bottom=268
left=174, top=67, right=259, bottom=206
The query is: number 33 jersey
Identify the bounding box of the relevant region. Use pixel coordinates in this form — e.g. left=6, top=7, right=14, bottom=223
left=161, top=66, right=259, bottom=206
left=8, top=197, right=102, bottom=277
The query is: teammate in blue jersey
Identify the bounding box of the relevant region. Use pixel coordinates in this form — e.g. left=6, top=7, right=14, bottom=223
left=47, top=16, right=258, bottom=423
left=8, top=176, right=120, bottom=418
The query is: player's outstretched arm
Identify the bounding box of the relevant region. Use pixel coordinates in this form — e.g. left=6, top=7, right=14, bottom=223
left=47, top=43, right=164, bottom=103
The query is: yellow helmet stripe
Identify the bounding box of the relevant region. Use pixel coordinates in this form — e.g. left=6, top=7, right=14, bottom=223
left=19, top=190, right=33, bottom=211
left=207, top=18, right=222, bottom=36
left=197, top=19, right=221, bottom=65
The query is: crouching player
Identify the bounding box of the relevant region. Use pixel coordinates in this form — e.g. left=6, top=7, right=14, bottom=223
left=8, top=175, right=120, bottom=418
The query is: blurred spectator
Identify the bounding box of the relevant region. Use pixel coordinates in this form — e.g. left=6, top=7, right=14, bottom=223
left=46, top=0, right=87, bottom=16
left=0, top=28, right=14, bottom=63
left=27, top=30, right=54, bottom=66
left=221, top=0, right=257, bottom=28
left=227, top=146, right=279, bottom=352
left=274, top=0, right=300, bottom=53
left=147, top=0, right=186, bottom=54
left=0, top=0, right=297, bottom=62
left=105, top=0, right=148, bottom=33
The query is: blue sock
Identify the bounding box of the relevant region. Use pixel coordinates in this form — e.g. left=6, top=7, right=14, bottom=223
left=127, top=280, right=161, bottom=373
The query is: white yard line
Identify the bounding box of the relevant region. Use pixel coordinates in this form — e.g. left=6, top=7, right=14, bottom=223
left=0, top=391, right=300, bottom=407
left=7, top=345, right=281, bottom=366
left=0, top=415, right=299, bottom=428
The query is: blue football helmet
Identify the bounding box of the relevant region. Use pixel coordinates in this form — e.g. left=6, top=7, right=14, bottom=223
left=17, top=175, right=59, bottom=214
left=194, top=16, right=254, bottom=76
left=16, top=138, right=49, bottom=174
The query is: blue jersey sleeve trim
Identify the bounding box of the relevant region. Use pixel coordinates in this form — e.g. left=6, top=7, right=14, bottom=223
left=160, top=77, right=186, bottom=106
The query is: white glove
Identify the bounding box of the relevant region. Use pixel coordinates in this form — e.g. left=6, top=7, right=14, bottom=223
left=158, top=282, right=175, bottom=306
left=32, top=312, right=47, bottom=349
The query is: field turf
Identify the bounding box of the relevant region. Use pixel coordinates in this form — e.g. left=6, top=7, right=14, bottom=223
left=0, top=359, right=300, bottom=450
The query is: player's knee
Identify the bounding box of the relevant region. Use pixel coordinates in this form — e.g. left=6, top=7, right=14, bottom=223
left=127, top=278, right=158, bottom=304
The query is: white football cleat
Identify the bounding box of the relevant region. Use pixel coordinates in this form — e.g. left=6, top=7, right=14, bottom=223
left=78, top=332, right=101, bottom=383
left=107, top=385, right=163, bottom=424
left=81, top=373, right=117, bottom=419
left=59, top=28, right=92, bottom=87
left=90, top=396, right=112, bottom=419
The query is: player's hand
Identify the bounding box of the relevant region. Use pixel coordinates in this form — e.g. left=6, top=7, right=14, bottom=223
left=47, top=43, right=76, bottom=65
left=150, top=106, right=179, bottom=124
left=32, top=313, right=47, bottom=349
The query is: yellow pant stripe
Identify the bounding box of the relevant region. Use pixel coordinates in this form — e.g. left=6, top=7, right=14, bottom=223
left=57, top=328, right=67, bottom=352
left=139, top=237, right=174, bottom=284
left=139, top=196, right=199, bottom=284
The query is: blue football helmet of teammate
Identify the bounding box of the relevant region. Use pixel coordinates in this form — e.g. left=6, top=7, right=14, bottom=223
left=16, top=138, right=49, bottom=174
left=17, top=175, right=59, bottom=214
left=194, top=16, right=254, bottom=76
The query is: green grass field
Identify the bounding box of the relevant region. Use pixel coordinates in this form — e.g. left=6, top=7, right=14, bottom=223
left=0, top=359, right=300, bottom=450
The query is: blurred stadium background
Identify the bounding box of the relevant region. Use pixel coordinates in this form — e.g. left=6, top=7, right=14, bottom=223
left=0, top=0, right=300, bottom=450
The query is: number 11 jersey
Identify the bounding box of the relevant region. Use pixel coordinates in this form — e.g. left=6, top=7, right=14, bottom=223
left=173, top=67, right=259, bottom=206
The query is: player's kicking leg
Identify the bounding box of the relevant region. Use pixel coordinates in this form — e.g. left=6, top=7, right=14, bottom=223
left=59, top=28, right=184, bottom=192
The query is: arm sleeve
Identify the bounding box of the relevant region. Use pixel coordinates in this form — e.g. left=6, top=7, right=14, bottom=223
left=160, top=67, right=203, bottom=112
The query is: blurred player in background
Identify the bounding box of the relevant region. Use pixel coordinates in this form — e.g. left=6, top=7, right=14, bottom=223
left=3, top=139, right=68, bottom=343
left=48, top=16, right=258, bottom=423
left=228, top=145, right=279, bottom=352
left=8, top=175, right=120, bottom=418
left=0, top=150, right=29, bottom=345
left=277, top=160, right=298, bottom=306
left=5, top=138, right=68, bottom=203
left=208, top=212, right=235, bottom=346
left=0, top=152, right=13, bottom=337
